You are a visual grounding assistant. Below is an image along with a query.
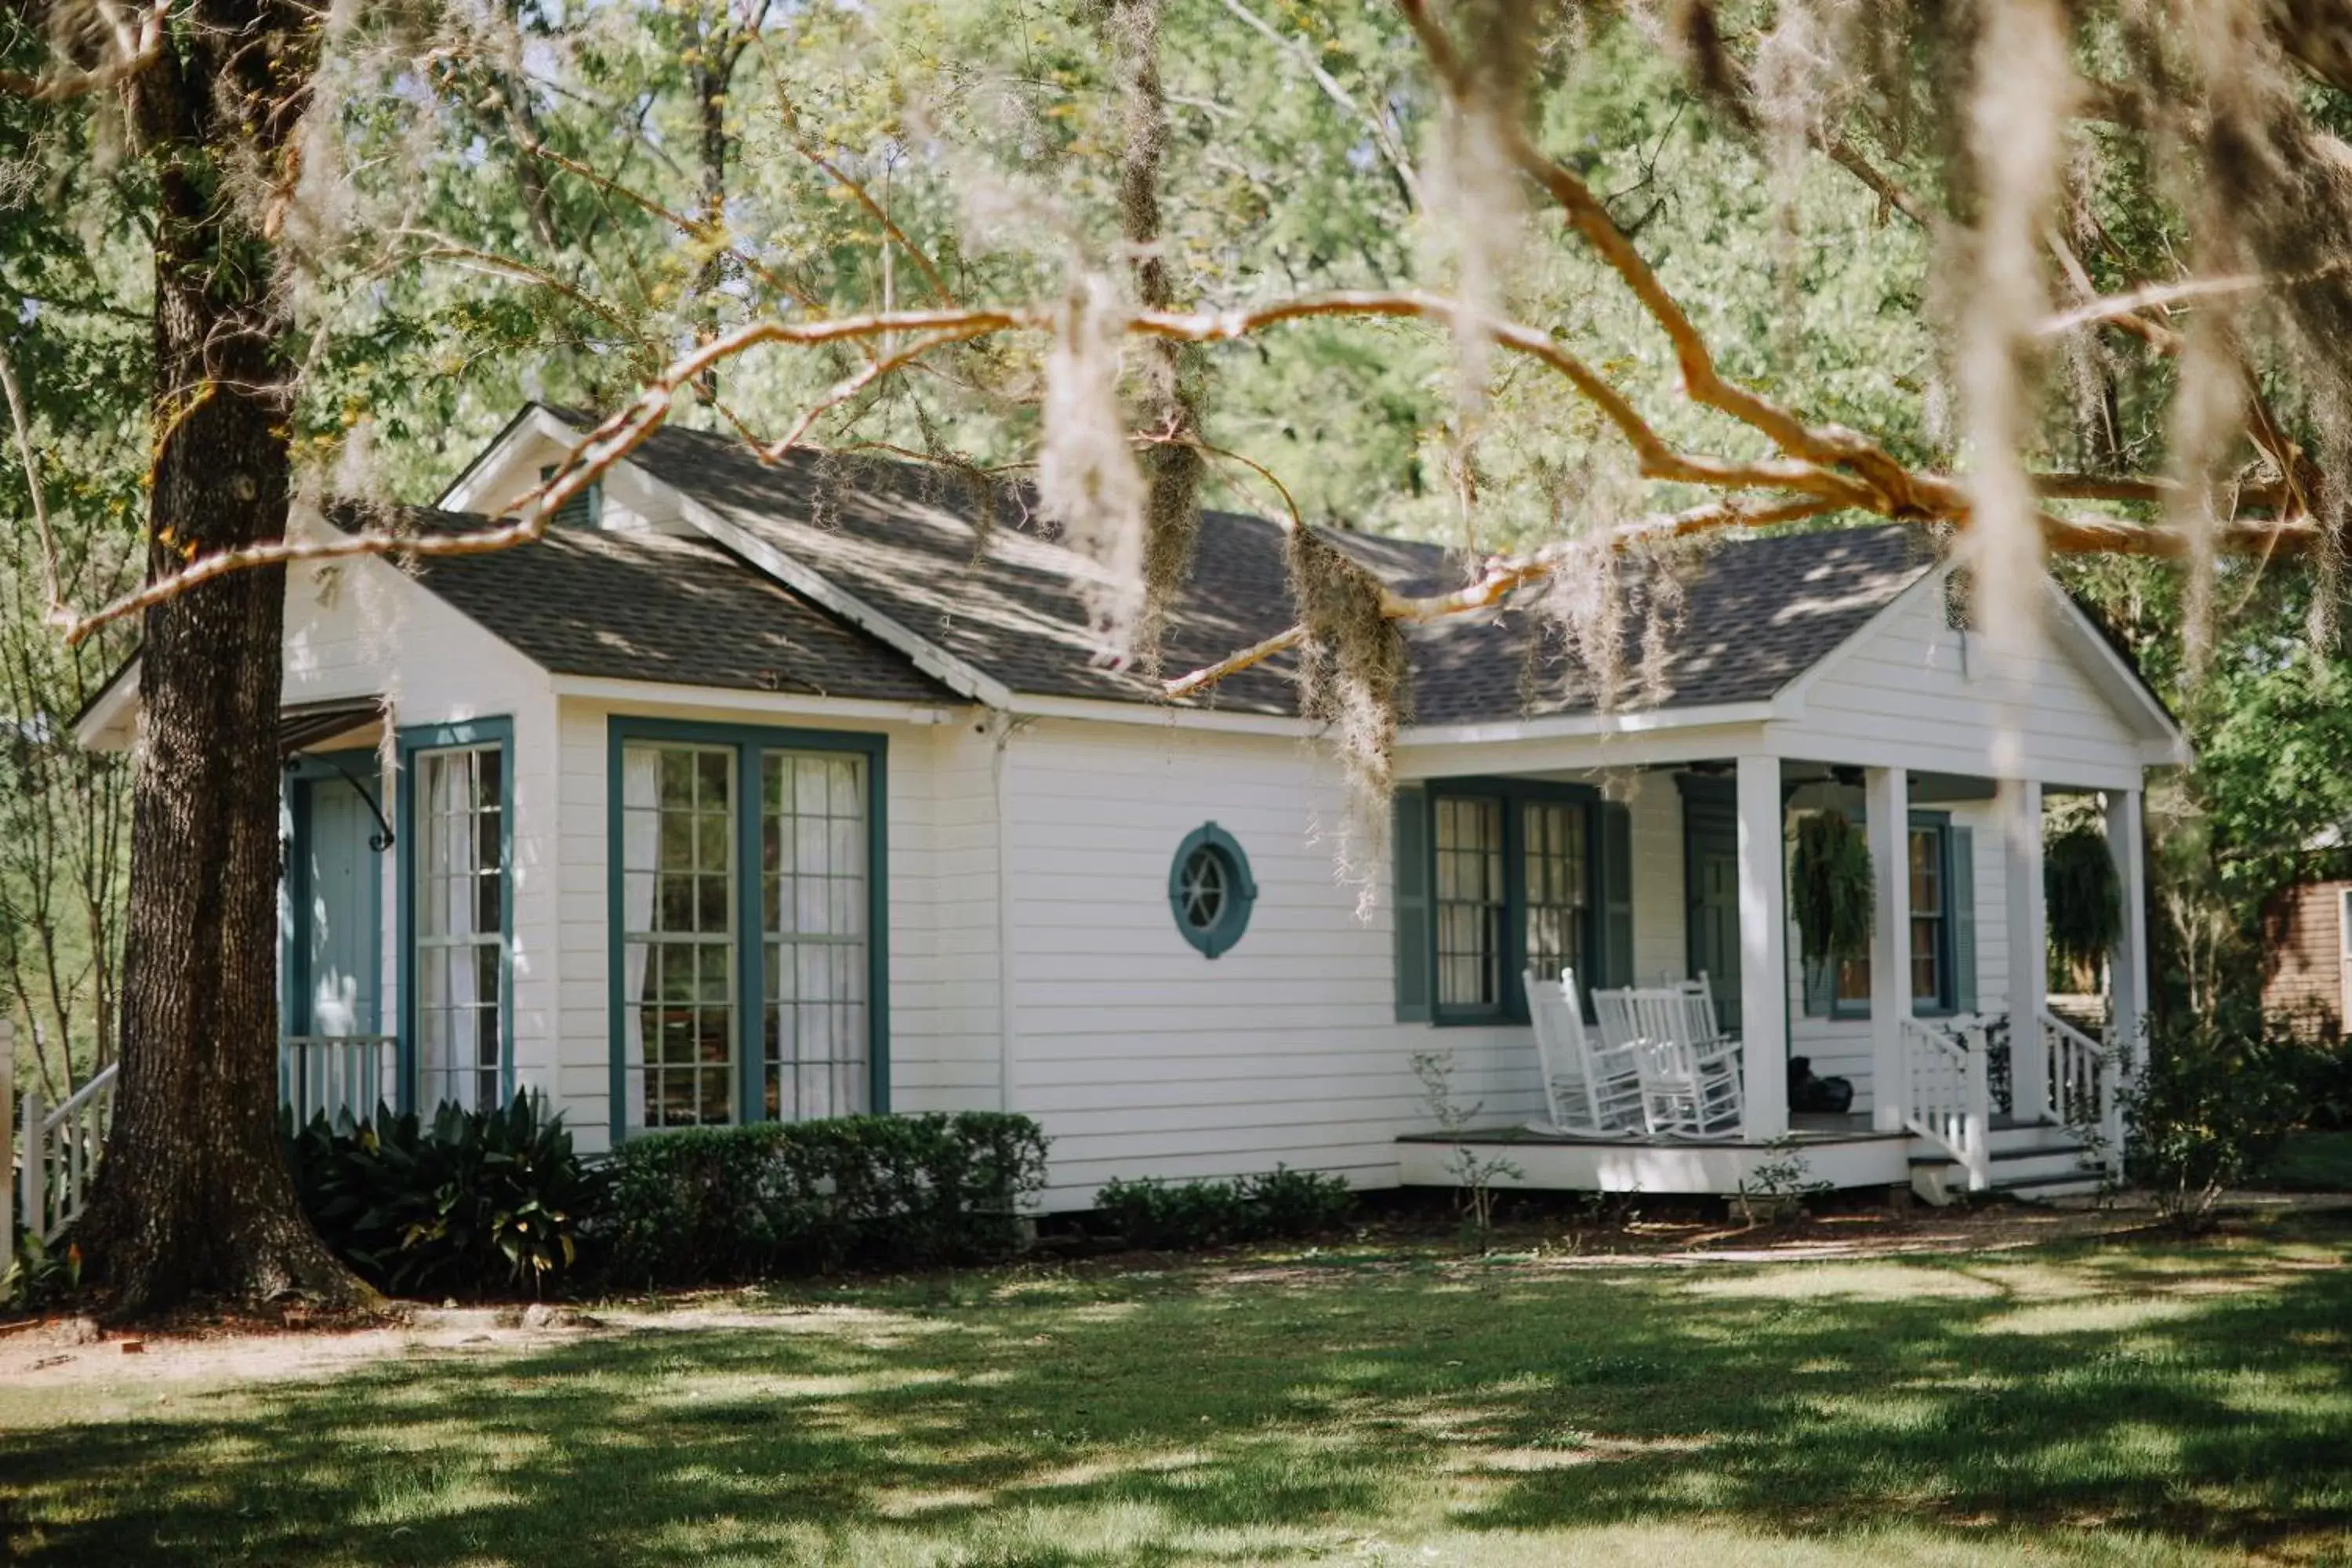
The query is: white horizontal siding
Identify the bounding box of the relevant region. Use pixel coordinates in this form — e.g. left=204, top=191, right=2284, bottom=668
left=1628, top=771, right=1685, bottom=984
left=1780, top=583, right=2149, bottom=786
left=1000, top=719, right=1544, bottom=1209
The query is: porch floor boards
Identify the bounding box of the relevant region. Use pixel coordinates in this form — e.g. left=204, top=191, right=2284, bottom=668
left=1398, top=1112, right=1904, bottom=1149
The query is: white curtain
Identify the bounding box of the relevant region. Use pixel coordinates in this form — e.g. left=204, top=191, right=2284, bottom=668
left=620, top=747, right=661, bottom=1131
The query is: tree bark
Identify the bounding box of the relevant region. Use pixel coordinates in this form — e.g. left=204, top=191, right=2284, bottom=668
left=73, top=0, right=371, bottom=1319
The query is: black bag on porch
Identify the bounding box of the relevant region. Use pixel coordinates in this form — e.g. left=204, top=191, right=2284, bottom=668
left=1787, top=1055, right=1855, bottom=1115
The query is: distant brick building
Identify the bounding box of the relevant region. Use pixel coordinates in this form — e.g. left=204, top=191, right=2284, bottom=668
left=2264, top=881, right=2350, bottom=1038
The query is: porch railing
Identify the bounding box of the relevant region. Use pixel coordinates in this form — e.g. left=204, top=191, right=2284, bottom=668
left=278, top=1034, right=400, bottom=1127
left=1900, top=1016, right=1991, bottom=1192
left=18, top=1061, right=118, bottom=1246
left=2042, top=1010, right=2125, bottom=1171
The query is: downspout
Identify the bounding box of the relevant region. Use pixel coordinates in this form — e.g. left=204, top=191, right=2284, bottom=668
left=990, top=713, right=1033, bottom=1113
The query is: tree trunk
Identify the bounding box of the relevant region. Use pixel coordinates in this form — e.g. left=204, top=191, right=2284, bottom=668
left=73, top=0, right=370, bottom=1319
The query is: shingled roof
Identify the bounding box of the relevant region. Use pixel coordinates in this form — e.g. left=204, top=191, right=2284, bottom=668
left=393, top=507, right=953, bottom=704
left=408, top=411, right=1944, bottom=725
left=619, top=422, right=1310, bottom=715
left=616, top=419, right=1934, bottom=723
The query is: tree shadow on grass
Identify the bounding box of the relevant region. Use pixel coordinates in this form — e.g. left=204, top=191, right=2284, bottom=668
left=3, top=1225, right=2349, bottom=1566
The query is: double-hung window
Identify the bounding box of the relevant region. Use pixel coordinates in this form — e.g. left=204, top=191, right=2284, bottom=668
left=1410, top=781, right=1622, bottom=1023
left=401, top=721, right=513, bottom=1114
left=612, top=721, right=884, bottom=1134
left=1826, top=813, right=1966, bottom=1015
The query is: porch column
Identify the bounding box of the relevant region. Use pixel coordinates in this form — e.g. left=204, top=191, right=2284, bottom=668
left=1736, top=753, right=1790, bottom=1139
left=2002, top=778, right=2049, bottom=1123
left=1866, top=766, right=1912, bottom=1131
left=2106, top=786, right=2147, bottom=1056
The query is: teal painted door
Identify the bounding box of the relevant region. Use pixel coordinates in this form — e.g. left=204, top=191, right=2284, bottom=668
left=1686, top=814, right=1742, bottom=1033
left=288, top=776, right=381, bottom=1036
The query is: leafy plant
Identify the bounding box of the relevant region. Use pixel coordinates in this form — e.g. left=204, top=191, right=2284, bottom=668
left=1792, top=811, right=1875, bottom=966
left=598, top=1112, right=1048, bottom=1287
left=1413, top=1050, right=1521, bottom=1247
left=1092, top=1166, right=1353, bottom=1250
left=2122, top=1014, right=2298, bottom=1232
left=285, top=1094, right=610, bottom=1299
left=0, top=1230, right=82, bottom=1313
left=1733, top=1138, right=1833, bottom=1225
left=2045, top=826, right=2123, bottom=975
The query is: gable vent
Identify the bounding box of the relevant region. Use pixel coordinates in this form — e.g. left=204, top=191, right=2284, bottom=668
left=539, top=464, right=602, bottom=529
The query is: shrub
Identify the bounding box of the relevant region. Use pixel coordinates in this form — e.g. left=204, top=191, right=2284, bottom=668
left=1094, top=1166, right=1354, bottom=1250
left=2123, top=1015, right=2298, bottom=1231
left=597, top=1112, right=1048, bottom=1287
left=285, top=1094, right=610, bottom=1299
left=2281, top=1033, right=2352, bottom=1131
left=0, top=1229, right=82, bottom=1313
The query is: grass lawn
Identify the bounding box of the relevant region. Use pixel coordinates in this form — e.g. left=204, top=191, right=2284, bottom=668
left=2267, top=1131, right=2352, bottom=1193
left=2, top=1216, right=2349, bottom=1567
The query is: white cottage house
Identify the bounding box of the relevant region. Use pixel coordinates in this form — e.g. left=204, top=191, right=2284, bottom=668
left=74, top=405, right=2185, bottom=1208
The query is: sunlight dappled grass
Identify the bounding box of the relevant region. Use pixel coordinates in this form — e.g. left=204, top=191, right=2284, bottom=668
left=2, top=1217, right=2347, bottom=1566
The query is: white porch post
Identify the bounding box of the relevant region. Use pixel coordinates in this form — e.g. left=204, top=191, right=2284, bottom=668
left=2107, top=786, right=2148, bottom=1054
left=1866, top=767, right=1912, bottom=1131
left=2002, top=778, right=2049, bottom=1123
left=1736, top=753, right=1790, bottom=1139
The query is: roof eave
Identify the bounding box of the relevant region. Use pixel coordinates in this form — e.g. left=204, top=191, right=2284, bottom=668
left=1398, top=699, right=1780, bottom=748
left=434, top=403, right=583, bottom=514
left=71, top=654, right=140, bottom=752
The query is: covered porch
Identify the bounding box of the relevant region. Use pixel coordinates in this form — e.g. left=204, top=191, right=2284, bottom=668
left=1391, top=747, right=2149, bottom=1202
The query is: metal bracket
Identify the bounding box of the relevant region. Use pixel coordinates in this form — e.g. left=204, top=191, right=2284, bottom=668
left=285, top=752, right=395, bottom=852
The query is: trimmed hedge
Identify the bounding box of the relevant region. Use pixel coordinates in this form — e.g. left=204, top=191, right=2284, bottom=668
left=598, top=1112, right=1049, bottom=1285
left=1093, top=1166, right=1355, bottom=1250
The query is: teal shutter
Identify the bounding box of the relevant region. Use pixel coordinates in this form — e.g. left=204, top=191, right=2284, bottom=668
left=1596, top=800, right=1634, bottom=989
left=1392, top=787, right=1432, bottom=1022
left=1950, top=826, right=1976, bottom=1013
left=1802, top=957, right=1834, bottom=1017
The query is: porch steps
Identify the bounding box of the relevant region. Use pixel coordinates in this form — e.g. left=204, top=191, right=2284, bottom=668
left=1907, top=1120, right=2110, bottom=1206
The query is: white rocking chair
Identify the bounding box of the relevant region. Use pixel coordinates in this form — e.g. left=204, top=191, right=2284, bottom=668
left=1525, top=966, right=1645, bottom=1136
left=1595, top=981, right=1745, bottom=1138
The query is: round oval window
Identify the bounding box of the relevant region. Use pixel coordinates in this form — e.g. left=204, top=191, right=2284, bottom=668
left=1169, top=823, right=1256, bottom=958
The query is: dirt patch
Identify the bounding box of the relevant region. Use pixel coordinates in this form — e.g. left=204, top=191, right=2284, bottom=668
left=0, top=1304, right=606, bottom=1388
left=0, top=1295, right=958, bottom=1392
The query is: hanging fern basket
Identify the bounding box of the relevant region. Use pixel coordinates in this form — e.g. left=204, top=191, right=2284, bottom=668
left=1793, top=810, right=1875, bottom=966
left=2045, top=826, right=2122, bottom=974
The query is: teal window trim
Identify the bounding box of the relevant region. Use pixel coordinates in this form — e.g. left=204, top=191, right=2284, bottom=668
left=1169, top=822, right=1257, bottom=958
left=605, top=716, right=890, bottom=1141
left=1826, top=808, right=1957, bottom=1020
left=282, top=747, right=389, bottom=1041
left=1425, top=775, right=1601, bottom=1027
left=396, top=717, right=516, bottom=1115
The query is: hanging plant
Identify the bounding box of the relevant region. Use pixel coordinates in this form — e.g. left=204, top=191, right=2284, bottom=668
left=1793, top=810, right=1875, bottom=965
left=2045, top=826, right=2122, bottom=974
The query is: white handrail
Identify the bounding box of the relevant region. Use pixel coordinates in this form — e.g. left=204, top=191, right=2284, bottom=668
left=278, top=1035, right=400, bottom=1128
left=2042, top=1009, right=2123, bottom=1170
left=20, top=1061, right=118, bottom=1245
left=1900, top=1017, right=1990, bottom=1191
